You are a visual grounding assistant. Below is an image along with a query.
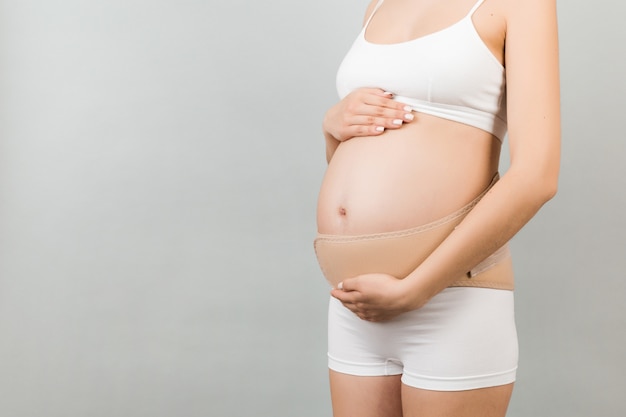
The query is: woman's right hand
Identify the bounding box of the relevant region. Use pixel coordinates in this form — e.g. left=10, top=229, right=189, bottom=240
left=323, top=88, right=415, bottom=142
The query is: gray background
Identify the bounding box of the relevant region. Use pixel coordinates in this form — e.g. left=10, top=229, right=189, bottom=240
left=0, top=0, right=623, bottom=416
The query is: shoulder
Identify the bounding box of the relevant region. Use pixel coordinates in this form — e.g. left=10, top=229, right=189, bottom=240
left=501, top=0, right=558, bottom=29
left=362, top=0, right=382, bottom=27
left=501, top=0, right=559, bottom=62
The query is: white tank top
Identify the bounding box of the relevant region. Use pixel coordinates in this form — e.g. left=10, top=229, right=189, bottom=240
left=336, top=0, right=507, bottom=141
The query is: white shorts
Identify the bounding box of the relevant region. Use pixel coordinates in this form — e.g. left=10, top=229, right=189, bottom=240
left=328, top=287, right=518, bottom=391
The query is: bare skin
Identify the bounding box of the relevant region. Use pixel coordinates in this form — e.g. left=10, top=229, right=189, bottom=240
left=329, top=371, right=514, bottom=417
left=318, top=0, right=560, bottom=415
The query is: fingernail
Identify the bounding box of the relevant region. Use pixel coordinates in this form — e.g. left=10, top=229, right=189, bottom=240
left=338, top=282, right=344, bottom=290
left=375, top=126, right=385, bottom=132
left=404, top=113, right=414, bottom=121
left=392, top=119, right=403, bottom=125
left=383, top=91, right=394, bottom=96
left=403, top=105, right=413, bottom=112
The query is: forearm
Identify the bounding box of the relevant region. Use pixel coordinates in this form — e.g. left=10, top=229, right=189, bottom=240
left=401, top=168, right=558, bottom=309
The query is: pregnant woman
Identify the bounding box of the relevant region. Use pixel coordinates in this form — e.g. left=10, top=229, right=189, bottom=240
left=314, top=0, right=560, bottom=416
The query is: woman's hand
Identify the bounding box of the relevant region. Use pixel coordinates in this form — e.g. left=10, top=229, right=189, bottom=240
left=330, top=274, right=420, bottom=322
left=323, top=88, right=415, bottom=143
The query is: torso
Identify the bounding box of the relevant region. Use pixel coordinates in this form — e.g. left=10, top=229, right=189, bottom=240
left=317, top=0, right=507, bottom=236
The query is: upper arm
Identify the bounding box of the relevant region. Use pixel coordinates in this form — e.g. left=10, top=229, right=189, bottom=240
left=504, top=0, right=561, bottom=187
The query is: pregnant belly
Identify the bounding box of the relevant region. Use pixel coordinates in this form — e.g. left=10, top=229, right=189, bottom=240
left=316, top=116, right=500, bottom=236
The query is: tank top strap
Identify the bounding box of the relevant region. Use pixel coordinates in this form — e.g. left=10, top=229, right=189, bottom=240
left=467, top=0, right=487, bottom=17
left=364, top=0, right=385, bottom=29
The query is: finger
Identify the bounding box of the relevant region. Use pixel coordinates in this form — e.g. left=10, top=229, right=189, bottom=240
left=343, top=96, right=414, bottom=128
left=362, top=93, right=414, bottom=112
left=332, top=297, right=357, bottom=315
left=339, top=277, right=359, bottom=292
left=347, top=124, right=387, bottom=137
left=350, top=103, right=415, bottom=126
left=349, top=114, right=412, bottom=130
left=340, top=301, right=358, bottom=313
left=358, top=312, right=372, bottom=321
left=330, top=287, right=349, bottom=301
left=358, top=88, right=394, bottom=98
left=352, top=87, right=410, bottom=111
left=330, top=288, right=360, bottom=304
left=343, top=111, right=414, bottom=138
left=372, top=105, right=415, bottom=125
left=354, top=96, right=413, bottom=116
left=356, top=309, right=377, bottom=321
left=342, top=302, right=369, bottom=319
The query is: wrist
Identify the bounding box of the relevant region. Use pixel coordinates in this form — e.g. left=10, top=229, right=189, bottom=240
left=398, top=276, right=429, bottom=311
left=323, top=128, right=339, bottom=143
left=322, top=125, right=337, bottom=144
left=323, top=107, right=345, bottom=143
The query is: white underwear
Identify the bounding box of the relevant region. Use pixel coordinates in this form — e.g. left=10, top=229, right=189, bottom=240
left=328, top=287, right=518, bottom=391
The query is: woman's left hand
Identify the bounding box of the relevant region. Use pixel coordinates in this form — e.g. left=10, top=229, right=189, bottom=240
left=330, top=274, right=415, bottom=322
